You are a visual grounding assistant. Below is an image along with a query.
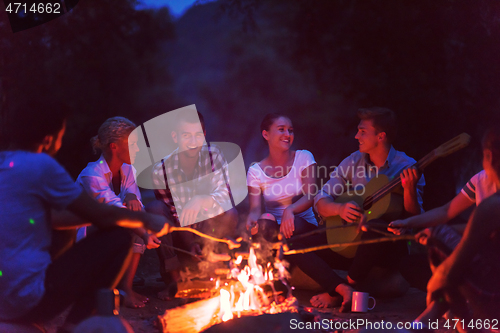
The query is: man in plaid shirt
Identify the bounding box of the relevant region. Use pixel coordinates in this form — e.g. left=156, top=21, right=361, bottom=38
left=146, top=111, right=237, bottom=300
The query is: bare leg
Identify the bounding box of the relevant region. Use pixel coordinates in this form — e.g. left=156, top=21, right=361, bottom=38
left=157, top=268, right=180, bottom=301
left=119, top=253, right=147, bottom=308
left=415, top=300, right=448, bottom=324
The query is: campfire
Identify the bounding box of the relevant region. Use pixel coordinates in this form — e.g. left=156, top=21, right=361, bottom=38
left=158, top=246, right=299, bottom=333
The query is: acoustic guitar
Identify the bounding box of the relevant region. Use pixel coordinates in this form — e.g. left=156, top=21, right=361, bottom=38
left=325, top=133, right=471, bottom=258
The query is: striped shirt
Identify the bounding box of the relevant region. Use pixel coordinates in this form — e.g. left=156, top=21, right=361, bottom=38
left=152, top=144, right=232, bottom=226
left=461, top=170, right=497, bottom=205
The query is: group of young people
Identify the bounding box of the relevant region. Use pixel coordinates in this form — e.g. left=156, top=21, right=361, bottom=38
left=245, top=107, right=500, bottom=325
left=1, top=102, right=499, bottom=331
left=246, top=108, right=424, bottom=312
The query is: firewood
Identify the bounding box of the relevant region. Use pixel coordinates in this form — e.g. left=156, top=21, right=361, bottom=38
left=158, top=296, right=221, bottom=333
left=202, top=313, right=304, bottom=333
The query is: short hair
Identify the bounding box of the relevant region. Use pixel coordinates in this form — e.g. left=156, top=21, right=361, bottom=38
left=260, top=113, right=291, bottom=144
left=91, top=117, right=136, bottom=154
left=357, top=107, right=397, bottom=143
left=5, top=100, right=70, bottom=151
left=482, top=125, right=500, bottom=177
left=174, top=111, right=205, bottom=133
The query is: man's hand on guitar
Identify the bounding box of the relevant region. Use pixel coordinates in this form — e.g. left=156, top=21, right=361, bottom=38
left=400, top=167, right=419, bottom=190
left=339, top=201, right=362, bottom=223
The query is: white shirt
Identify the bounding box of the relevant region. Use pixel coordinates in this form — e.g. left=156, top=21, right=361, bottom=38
left=461, top=170, right=498, bottom=205
left=76, top=155, right=142, bottom=240
left=76, top=155, right=142, bottom=208
left=247, top=150, right=317, bottom=226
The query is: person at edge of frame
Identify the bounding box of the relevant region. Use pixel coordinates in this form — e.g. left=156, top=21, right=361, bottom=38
left=0, top=100, right=171, bottom=333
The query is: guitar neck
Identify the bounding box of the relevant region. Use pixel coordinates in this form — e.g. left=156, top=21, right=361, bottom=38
left=362, top=133, right=470, bottom=210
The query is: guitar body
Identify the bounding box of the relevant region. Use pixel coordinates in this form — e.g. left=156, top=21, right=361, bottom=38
left=325, top=174, right=403, bottom=258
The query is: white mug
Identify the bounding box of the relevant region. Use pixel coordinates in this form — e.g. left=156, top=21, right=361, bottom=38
left=351, top=291, right=376, bottom=312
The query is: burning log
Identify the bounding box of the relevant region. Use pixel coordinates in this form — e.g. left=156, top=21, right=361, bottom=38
left=214, top=268, right=230, bottom=275
left=206, top=253, right=232, bottom=263
left=234, top=252, right=249, bottom=259
left=160, top=245, right=300, bottom=333
left=157, top=296, right=221, bottom=333
left=202, top=313, right=305, bottom=333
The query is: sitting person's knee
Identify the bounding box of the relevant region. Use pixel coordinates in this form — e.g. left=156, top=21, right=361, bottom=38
left=145, top=200, right=168, bottom=216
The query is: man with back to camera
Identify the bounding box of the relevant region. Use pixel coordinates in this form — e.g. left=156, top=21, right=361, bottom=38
left=146, top=110, right=238, bottom=300
left=0, top=100, right=171, bottom=332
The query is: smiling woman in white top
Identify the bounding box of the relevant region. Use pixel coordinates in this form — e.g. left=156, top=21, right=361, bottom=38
left=77, top=116, right=159, bottom=309
left=246, top=114, right=318, bottom=239
left=246, top=113, right=356, bottom=312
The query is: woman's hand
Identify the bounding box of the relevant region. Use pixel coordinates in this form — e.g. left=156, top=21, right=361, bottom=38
left=144, top=233, right=161, bottom=249
left=339, top=201, right=362, bottom=223
left=246, top=215, right=259, bottom=235
left=124, top=193, right=142, bottom=212
left=280, top=207, right=295, bottom=239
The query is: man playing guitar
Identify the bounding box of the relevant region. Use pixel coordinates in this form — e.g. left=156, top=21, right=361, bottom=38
left=312, top=107, right=424, bottom=306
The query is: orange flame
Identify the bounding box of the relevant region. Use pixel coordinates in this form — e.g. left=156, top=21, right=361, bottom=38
left=219, top=289, right=233, bottom=322
left=217, top=246, right=297, bottom=323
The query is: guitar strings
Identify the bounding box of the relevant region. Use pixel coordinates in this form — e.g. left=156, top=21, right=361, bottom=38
left=363, top=152, right=435, bottom=209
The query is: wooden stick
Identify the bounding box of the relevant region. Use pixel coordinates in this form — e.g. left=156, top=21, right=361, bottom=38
left=287, top=220, right=394, bottom=243
left=169, top=227, right=241, bottom=249
left=283, top=235, right=415, bottom=255
left=287, top=223, right=359, bottom=242
left=160, top=244, right=202, bottom=261
left=362, top=224, right=395, bottom=237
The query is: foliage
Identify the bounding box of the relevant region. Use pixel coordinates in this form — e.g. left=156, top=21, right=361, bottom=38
left=0, top=0, right=176, bottom=176
left=195, top=0, right=500, bottom=209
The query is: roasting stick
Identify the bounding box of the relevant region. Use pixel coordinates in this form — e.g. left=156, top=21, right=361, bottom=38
left=168, top=226, right=242, bottom=249
left=160, top=244, right=203, bottom=261
left=287, top=223, right=359, bottom=243
left=288, top=219, right=398, bottom=243
left=282, top=234, right=415, bottom=255
left=166, top=224, right=409, bottom=257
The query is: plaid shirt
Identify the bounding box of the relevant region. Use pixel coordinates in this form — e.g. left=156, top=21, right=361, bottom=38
left=152, top=144, right=232, bottom=226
